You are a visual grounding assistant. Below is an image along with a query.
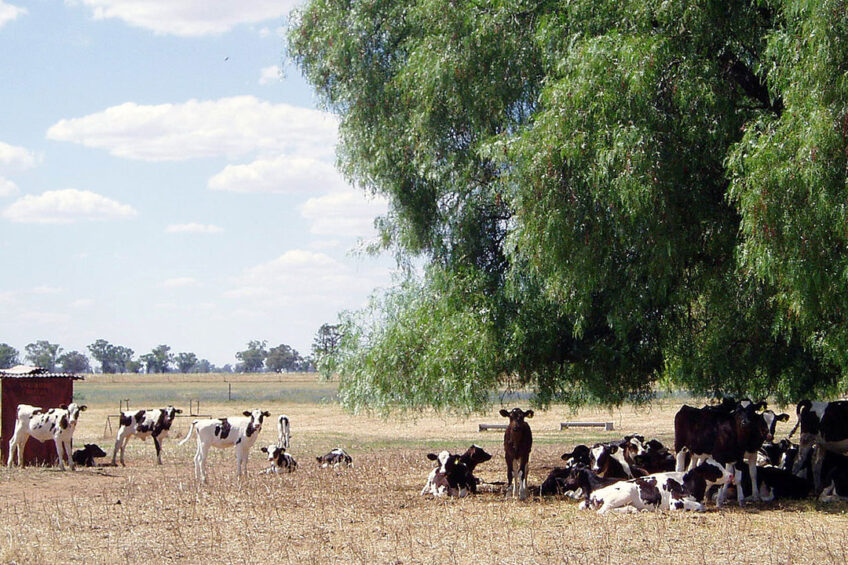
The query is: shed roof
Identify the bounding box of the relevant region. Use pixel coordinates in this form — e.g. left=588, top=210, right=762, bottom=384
left=0, top=365, right=84, bottom=380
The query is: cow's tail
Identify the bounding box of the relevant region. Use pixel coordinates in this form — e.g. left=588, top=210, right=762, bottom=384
left=178, top=420, right=198, bottom=446
left=787, top=400, right=809, bottom=439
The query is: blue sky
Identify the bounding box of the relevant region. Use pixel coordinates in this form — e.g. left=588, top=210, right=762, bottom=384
left=0, top=1, right=394, bottom=367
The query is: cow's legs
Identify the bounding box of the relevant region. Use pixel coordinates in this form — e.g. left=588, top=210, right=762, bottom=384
left=812, top=445, right=826, bottom=493
left=154, top=437, right=163, bottom=465
left=505, top=455, right=514, bottom=497
left=745, top=453, right=759, bottom=502
left=194, top=442, right=210, bottom=483
left=518, top=464, right=528, bottom=500
left=62, top=438, right=75, bottom=470
left=675, top=449, right=687, bottom=472
left=53, top=437, right=67, bottom=470
left=112, top=429, right=129, bottom=466
left=717, top=462, right=735, bottom=507
left=7, top=430, right=27, bottom=467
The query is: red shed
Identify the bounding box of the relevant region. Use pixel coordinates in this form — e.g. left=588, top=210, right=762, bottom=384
left=1, top=365, right=84, bottom=466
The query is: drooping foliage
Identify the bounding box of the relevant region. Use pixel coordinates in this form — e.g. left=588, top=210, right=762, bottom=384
left=289, top=0, right=848, bottom=412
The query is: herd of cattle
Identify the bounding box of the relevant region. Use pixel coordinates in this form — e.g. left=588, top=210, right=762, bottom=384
left=5, top=397, right=848, bottom=513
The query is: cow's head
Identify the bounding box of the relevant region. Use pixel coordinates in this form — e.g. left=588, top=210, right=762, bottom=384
left=499, top=408, right=533, bottom=429
left=83, top=443, right=107, bottom=458
left=427, top=450, right=453, bottom=471
left=761, top=410, right=790, bottom=441
left=261, top=445, right=286, bottom=464
left=66, top=403, right=87, bottom=425
left=243, top=409, right=271, bottom=436
left=460, top=444, right=492, bottom=468
left=590, top=443, right=617, bottom=473
left=561, top=444, right=591, bottom=467
left=622, top=436, right=647, bottom=460
left=165, top=406, right=183, bottom=421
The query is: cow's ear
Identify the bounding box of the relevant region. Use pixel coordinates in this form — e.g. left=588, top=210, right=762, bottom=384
left=499, top=409, right=509, bottom=418
left=778, top=413, right=790, bottom=422
left=80, top=405, right=88, bottom=411
left=175, top=409, right=183, bottom=414
left=316, top=457, right=322, bottom=463
left=427, top=453, right=439, bottom=461
left=243, top=411, right=252, bottom=417
left=260, top=447, right=268, bottom=453
left=263, top=411, right=271, bottom=417
left=60, top=404, right=68, bottom=410
left=754, top=400, right=768, bottom=412
left=609, top=445, right=619, bottom=454
left=524, top=410, right=534, bottom=419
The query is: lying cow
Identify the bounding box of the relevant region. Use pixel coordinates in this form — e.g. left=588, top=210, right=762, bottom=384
left=72, top=444, right=107, bottom=467
left=590, top=437, right=647, bottom=479
left=111, top=405, right=183, bottom=466
left=423, top=451, right=473, bottom=497
left=317, top=448, right=353, bottom=468
left=540, top=464, right=619, bottom=499
left=178, top=409, right=271, bottom=483
left=421, top=444, right=492, bottom=496
left=260, top=445, right=298, bottom=473
left=7, top=403, right=87, bottom=470
left=580, top=459, right=733, bottom=514
left=731, top=464, right=810, bottom=501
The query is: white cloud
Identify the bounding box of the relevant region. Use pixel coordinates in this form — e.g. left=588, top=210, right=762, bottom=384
left=46, top=96, right=338, bottom=162
left=3, top=189, right=138, bottom=224
left=208, top=154, right=345, bottom=194
left=79, top=0, right=296, bottom=37
left=300, top=191, right=389, bottom=237
left=0, top=177, right=18, bottom=197
left=159, top=277, right=198, bottom=288
left=166, top=222, right=223, bottom=234
left=259, top=65, right=281, bottom=85
left=31, top=285, right=64, bottom=295
left=227, top=249, right=388, bottom=305
left=70, top=298, right=95, bottom=309
left=0, top=2, right=26, bottom=28
left=0, top=141, right=37, bottom=171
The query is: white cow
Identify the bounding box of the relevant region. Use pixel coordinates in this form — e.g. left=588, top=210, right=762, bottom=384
left=111, top=405, right=183, bottom=466
left=178, top=409, right=270, bottom=483
left=7, top=403, right=88, bottom=470
left=277, top=414, right=291, bottom=449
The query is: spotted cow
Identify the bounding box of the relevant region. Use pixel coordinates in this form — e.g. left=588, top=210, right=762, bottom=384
left=178, top=409, right=271, bottom=483
left=111, top=406, right=183, bottom=466
left=260, top=444, right=298, bottom=473
left=580, top=459, right=733, bottom=514
left=790, top=400, right=848, bottom=492
left=316, top=448, right=353, bottom=468
left=7, top=403, right=88, bottom=470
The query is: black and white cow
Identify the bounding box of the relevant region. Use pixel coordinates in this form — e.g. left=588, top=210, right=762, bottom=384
left=111, top=405, right=183, bottom=466
left=178, top=409, right=271, bottom=483
left=589, top=436, right=647, bottom=479
left=72, top=444, right=107, bottom=467
left=818, top=452, right=848, bottom=502
left=7, top=403, right=87, bottom=470
left=560, top=444, right=592, bottom=468
left=260, top=444, right=298, bottom=473
left=316, top=448, right=353, bottom=468
left=540, top=464, right=619, bottom=499
left=790, top=400, right=848, bottom=492
left=422, top=451, right=474, bottom=497
left=674, top=400, right=774, bottom=506
left=732, top=464, right=810, bottom=501
left=580, top=459, right=733, bottom=514
left=277, top=415, right=291, bottom=450
left=421, top=444, right=492, bottom=496
left=635, top=439, right=677, bottom=474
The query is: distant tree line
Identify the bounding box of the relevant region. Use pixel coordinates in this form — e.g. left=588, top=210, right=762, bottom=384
left=0, top=323, right=342, bottom=374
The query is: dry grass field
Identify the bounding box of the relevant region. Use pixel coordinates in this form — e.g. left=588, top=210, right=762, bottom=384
left=1, top=375, right=847, bottom=564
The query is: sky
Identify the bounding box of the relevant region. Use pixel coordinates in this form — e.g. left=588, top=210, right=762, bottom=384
left=0, top=0, right=395, bottom=368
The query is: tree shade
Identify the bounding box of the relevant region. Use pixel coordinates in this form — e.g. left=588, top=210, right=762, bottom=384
left=288, top=0, right=848, bottom=412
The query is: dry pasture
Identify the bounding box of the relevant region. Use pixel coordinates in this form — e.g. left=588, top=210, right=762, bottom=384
left=1, top=377, right=847, bottom=564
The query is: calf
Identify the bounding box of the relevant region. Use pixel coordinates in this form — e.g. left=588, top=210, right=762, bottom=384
left=674, top=400, right=773, bottom=506
left=790, top=400, right=848, bottom=492
left=260, top=445, right=298, bottom=473
left=590, top=437, right=647, bottom=479
left=560, top=444, right=591, bottom=468
left=635, top=439, right=676, bottom=473
left=818, top=452, right=848, bottom=502
left=421, top=444, right=492, bottom=496
left=72, top=444, right=107, bottom=467
left=7, top=403, right=87, bottom=470
left=501, top=407, right=533, bottom=500
left=277, top=415, right=291, bottom=449
left=580, top=459, right=733, bottom=514
left=732, top=464, right=810, bottom=501
left=178, top=409, right=271, bottom=483
left=111, top=405, right=183, bottom=466
left=422, top=451, right=473, bottom=497
left=540, top=464, right=619, bottom=499
left=316, top=448, right=353, bottom=468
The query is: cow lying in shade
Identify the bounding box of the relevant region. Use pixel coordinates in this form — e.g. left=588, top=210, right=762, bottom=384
left=260, top=445, right=297, bottom=473
left=178, top=409, right=270, bottom=483
left=316, top=448, right=353, bottom=468
left=72, top=444, right=107, bottom=467
left=423, top=451, right=474, bottom=497
left=7, top=403, right=87, bottom=470
left=111, top=405, right=183, bottom=466
left=421, top=444, right=492, bottom=496
left=541, top=464, right=619, bottom=499
left=580, top=459, right=733, bottom=514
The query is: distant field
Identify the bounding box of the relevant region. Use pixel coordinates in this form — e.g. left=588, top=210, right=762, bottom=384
left=1, top=375, right=846, bottom=564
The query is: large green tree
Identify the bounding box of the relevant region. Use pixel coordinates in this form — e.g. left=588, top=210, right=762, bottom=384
left=0, top=343, right=19, bottom=369
left=88, top=339, right=135, bottom=374
left=236, top=340, right=268, bottom=373
left=25, top=341, right=62, bottom=372
left=289, top=0, right=848, bottom=412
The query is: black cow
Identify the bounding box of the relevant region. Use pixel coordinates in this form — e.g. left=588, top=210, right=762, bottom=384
left=501, top=408, right=533, bottom=500
left=72, top=444, right=107, bottom=467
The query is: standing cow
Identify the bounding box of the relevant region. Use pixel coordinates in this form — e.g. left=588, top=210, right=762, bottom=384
left=501, top=407, right=533, bottom=500
left=111, top=406, right=183, bottom=466
left=7, top=403, right=87, bottom=470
